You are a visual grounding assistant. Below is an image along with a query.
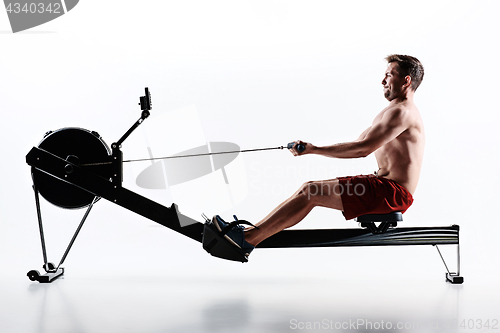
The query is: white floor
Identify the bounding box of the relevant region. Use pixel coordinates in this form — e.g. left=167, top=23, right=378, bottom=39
left=1, top=266, right=497, bottom=333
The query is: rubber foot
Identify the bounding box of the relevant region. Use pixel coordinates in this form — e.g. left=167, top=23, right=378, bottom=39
left=27, top=268, right=64, bottom=283
left=446, top=273, right=464, bottom=284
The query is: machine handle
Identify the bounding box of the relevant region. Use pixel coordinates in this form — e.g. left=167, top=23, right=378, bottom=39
left=287, top=142, right=305, bottom=153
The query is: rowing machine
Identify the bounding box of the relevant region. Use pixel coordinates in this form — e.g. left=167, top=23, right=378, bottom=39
left=25, top=87, right=463, bottom=284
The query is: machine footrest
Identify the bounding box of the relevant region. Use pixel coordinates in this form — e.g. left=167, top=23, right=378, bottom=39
left=202, top=222, right=249, bottom=263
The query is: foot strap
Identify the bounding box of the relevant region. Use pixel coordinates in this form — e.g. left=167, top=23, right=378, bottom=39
left=220, top=220, right=259, bottom=237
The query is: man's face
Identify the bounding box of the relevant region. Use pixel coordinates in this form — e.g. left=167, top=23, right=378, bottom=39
left=382, top=62, right=406, bottom=101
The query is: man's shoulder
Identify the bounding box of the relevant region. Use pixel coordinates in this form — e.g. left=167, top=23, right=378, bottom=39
left=380, top=104, right=411, bottom=125
left=389, top=103, right=424, bottom=136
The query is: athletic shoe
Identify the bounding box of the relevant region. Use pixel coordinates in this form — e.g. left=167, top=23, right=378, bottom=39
left=212, top=215, right=257, bottom=255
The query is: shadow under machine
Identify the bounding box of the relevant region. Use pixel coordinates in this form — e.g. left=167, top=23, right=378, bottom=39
left=25, top=88, right=463, bottom=284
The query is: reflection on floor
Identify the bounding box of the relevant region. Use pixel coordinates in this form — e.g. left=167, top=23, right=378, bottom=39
left=0, top=272, right=497, bottom=333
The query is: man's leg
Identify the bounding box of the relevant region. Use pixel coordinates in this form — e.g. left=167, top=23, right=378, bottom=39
left=244, top=178, right=344, bottom=246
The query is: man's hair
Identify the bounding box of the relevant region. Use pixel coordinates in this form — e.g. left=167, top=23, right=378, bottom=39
left=385, top=54, right=424, bottom=91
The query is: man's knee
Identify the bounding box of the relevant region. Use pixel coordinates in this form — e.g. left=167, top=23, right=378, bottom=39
left=295, top=179, right=343, bottom=209
left=297, top=181, right=332, bottom=201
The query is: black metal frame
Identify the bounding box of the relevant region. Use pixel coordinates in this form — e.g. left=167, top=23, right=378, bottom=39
left=25, top=88, right=463, bottom=284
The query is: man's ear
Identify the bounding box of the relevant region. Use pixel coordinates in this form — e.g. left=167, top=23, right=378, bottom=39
left=403, top=75, right=412, bottom=89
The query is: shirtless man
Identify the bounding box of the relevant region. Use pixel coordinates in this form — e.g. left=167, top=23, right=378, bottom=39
left=213, top=54, right=425, bottom=256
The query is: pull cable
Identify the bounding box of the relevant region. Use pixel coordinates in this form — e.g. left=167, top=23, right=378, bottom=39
left=81, top=145, right=288, bottom=166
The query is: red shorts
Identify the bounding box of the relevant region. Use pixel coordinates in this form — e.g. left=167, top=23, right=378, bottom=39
left=337, top=174, right=414, bottom=220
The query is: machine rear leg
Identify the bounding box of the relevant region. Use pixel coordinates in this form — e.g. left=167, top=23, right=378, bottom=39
left=435, top=244, right=463, bottom=284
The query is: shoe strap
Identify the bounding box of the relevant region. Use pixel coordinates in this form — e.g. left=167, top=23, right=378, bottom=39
left=220, top=220, right=259, bottom=236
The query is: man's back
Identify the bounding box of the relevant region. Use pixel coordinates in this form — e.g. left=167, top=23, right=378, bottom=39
left=374, top=100, right=425, bottom=194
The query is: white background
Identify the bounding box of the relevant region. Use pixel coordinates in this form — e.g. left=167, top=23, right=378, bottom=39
left=1, top=1, right=499, bottom=332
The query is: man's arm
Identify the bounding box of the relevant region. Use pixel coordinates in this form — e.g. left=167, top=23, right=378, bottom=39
left=356, top=126, right=371, bottom=142
left=307, top=108, right=409, bottom=159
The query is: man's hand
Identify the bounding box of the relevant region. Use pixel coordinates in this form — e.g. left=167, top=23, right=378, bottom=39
left=289, top=140, right=314, bottom=156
